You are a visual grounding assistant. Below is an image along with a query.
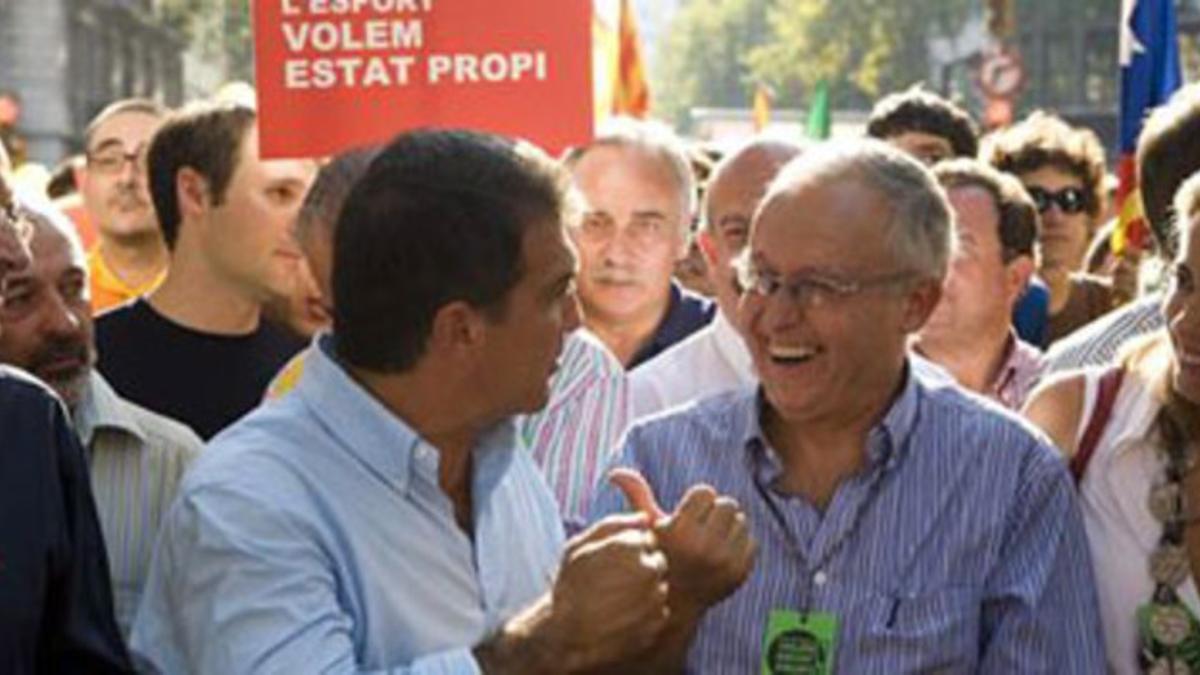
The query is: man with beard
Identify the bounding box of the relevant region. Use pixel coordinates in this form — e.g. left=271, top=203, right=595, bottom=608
left=0, top=196, right=201, bottom=636
left=81, top=99, right=169, bottom=313
left=0, top=170, right=133, bottom=672
left=913, top=159, right=1045, bottom=410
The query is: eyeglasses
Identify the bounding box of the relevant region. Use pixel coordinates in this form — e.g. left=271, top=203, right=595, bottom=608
left=1026, top=185, right=1088, bottom=215
left=736, top=254, right=916, bottom=310
left=87, top=145, right=148, bottom=176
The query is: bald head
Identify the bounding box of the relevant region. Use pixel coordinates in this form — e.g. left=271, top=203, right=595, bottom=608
left=701, top=138, right=805, bottom=320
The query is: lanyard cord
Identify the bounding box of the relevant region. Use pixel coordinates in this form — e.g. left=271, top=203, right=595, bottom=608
left=750, top=410, right=915, bottom=618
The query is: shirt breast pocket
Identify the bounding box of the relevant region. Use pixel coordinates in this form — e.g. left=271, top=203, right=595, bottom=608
left=861, top=586, right=981, bottom=674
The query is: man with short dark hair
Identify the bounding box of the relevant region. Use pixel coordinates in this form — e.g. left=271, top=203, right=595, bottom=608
left=867, top=85, right=979, bottom=165
left=94, top=103, right=312, bottom=439
left=914, top=159, right=1045, bottom=409
left=133, top=129, right=753, bottom=673
left=81, top=99, right=169, bottom=313
left=565, top=117, right=714, bottom=369
left=0, top=197, right=200, bottom=635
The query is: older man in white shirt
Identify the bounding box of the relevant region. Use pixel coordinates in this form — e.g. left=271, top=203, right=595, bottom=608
left=630, top=138, right=802, bottom=419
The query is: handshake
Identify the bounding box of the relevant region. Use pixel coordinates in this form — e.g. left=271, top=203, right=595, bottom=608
left=478, top=469, right=757, bottom=674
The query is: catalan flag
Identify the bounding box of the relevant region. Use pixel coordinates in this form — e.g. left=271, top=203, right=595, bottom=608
left=1112, top=0, right=1181, bottom=255
left=612, top=0, right=650, bottom=117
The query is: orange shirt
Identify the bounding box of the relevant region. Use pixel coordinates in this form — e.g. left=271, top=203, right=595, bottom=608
left=87, top=247, right=165, bottom=314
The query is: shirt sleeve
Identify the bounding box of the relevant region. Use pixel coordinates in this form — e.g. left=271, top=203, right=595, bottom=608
left=41, top=393, right=134, bottom=674
left=130, top=483, right=483, bottom=675
left=978, top=442, right=1106, bottom=673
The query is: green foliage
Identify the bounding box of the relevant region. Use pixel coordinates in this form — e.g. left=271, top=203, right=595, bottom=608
left=158, top=0, right=255, bottom=82
left=655, top=0, right=975, bottom=129
left=653, top=0, right=773, bottom=128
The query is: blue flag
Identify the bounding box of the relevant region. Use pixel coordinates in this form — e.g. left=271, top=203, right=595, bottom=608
left=1113, top=0, right=1182, bottom=253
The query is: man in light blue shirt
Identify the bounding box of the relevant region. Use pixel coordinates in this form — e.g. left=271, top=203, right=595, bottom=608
left=595, top=140, right=1105, bottom=673
left=133, top=130, right=755, bottom=673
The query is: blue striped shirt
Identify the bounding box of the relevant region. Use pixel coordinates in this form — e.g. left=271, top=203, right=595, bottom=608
left=592, top=365, right=1105, bottom=673
left=132, top=334, right=564, bottom=674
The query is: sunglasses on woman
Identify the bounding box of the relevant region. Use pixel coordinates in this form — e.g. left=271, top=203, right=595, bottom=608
left=1026, top=186, right=1088, bottom=215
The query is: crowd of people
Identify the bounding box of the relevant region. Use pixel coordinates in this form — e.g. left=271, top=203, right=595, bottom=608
left=3, top=78, right=1200, bottom=673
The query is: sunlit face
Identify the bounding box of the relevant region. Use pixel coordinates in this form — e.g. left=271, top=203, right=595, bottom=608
left=1165, top=210, right=1200, bottom=404
left=740, top=176, right=938, bottom=425
left=201, top=127, right=317, bottom=302
left=569, top=145, right=687, bottom=327
left=479, top=220, right=581, bottom=415
left=0, top=222, right=92, bottom=406
left=703, top=149, right=793, bottom=322
left=1019, top=165, right=1093, bottom=277
left=82, top=111, right=162, bottom=241
left=920, top=185, right=1021, bottom=346
left=887, top=131, right=956, bottom=166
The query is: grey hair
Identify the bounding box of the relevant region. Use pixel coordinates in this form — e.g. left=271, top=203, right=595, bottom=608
left=15, top=193, right=85, bottom=260
left=765, top=138, right=954, bottom=281
left=563, top=116, right=696, bottom=224
left=1172, top=170, right=1200, bottom=259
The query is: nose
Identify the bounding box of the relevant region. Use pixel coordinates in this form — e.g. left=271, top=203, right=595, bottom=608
left=42, top=292, right=84, bottom=339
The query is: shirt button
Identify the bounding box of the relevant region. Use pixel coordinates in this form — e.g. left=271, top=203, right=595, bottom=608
left=813, top=571, right=828, bottom=586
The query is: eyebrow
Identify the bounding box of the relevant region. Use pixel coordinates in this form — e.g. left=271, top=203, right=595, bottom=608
left=88, top=138, right=127, bottom=154
left=630, top=210, right=668, bottom=220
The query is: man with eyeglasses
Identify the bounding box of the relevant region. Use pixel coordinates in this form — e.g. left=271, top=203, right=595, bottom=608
left=912, top=159, right=1045, bottom=410
left=593, top=140, right=1104, bottom=672
left=984, top=111, right=1113, bottom=346
left=81, top=99, right=169, bottom=314
left=564, top=117, right=714, bottom=369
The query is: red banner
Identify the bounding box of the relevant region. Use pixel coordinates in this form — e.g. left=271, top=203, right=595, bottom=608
left=253, top=0, right=594, bottom=159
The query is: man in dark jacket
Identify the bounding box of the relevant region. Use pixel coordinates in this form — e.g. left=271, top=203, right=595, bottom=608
left=0, top=169, right=131, bottom=673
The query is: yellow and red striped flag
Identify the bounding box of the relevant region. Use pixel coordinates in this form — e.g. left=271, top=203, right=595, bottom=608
left=752, top=84, right=772, bottom=132
left=612, top=0, right=650, bottom=117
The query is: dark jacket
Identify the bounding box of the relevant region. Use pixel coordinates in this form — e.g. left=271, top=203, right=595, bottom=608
left=0, top=366, right=132, bottom=674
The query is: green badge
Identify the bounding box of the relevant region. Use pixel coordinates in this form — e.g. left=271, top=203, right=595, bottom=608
left=762, top=609, right=838, bottom=675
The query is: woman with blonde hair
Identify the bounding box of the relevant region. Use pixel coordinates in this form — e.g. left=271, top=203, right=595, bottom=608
left=1024, top=170, right=1200, bottom=673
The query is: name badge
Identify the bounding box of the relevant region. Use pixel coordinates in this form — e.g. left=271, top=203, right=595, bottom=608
left=762, top=609, right=838, bottom=675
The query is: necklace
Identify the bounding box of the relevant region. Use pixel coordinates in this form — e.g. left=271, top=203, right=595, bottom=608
left=1141, top=407, right=1200, bottom=674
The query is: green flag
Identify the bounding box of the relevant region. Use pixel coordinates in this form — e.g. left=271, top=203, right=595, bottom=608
left=806, top=79, right=831, bottom=140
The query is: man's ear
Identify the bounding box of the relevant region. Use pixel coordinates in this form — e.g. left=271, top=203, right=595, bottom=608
left=1004, top=254, right=1036, bottom=308
left=176, top=167, right=211, bottom=222
left=901, top=278, right=944, bottom=333
left=427, top=300, right=488, bottom=361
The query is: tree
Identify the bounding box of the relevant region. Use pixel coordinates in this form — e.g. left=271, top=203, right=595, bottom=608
left=653, top=0, right=773, bottom=129
left=747, top=0, right=974, bottom=112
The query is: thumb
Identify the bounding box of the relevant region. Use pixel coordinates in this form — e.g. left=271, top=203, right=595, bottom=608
left=609, top=468, right=666, bottom=524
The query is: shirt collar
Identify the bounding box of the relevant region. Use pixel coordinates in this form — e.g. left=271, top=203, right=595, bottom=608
left=630, top=281, right=713, bottom=367
left=74, top=371, right=146, bottom=447
left=740, top=360, right=922, bottom=483
left=296, top=333, right=519, bottom=497
left=712, top=311, right=755, bottom=385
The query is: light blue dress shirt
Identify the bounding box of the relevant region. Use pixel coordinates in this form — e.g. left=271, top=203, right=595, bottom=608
left=592, top=363, right=1106, bottom=673
left=131, top=335, right=565, bottom=674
